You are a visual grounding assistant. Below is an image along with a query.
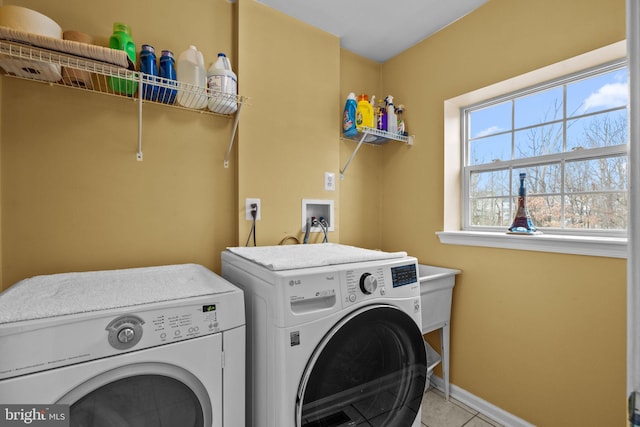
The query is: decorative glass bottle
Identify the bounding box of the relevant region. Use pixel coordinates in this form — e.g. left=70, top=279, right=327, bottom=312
left=508, top=172, right=540, bottom=234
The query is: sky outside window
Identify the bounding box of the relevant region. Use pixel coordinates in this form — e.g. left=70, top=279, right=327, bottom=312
left=468, top=68, right=628, bottom=167
left=514, top=87, right=563, bottom=129
left=567, top=68, right=628, bottom=116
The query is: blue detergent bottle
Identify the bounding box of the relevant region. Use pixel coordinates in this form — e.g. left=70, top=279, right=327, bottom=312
left=158, top=50, right=177, bottom=104
left=343, top=92, right=358, bottom=137
left=140, top=44, right=159, bottom=101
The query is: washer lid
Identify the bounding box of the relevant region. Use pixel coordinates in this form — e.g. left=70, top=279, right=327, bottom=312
left=0, top=264, right=238, bottom=324
left=226, top=243, right=407, bottom=271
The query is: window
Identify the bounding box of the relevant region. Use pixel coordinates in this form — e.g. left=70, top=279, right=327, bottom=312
left=439, top=41, right=628, bottom=258
left=463, top=60, right=628, bottom=237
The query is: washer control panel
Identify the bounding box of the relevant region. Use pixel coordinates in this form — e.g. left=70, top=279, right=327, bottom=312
left=343, top=260, right=418, bottom=306
left=345, top=267, right=386, bottom=305
left=106, top=302, right=223, bottom=351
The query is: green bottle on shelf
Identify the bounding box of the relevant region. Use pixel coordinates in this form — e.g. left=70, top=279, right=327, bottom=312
left=108, top=22, right=137, bottom=96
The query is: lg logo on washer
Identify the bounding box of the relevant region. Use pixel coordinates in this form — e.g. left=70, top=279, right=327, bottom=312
left=289, top=275, right=336, bottom=286
left=0, top=405, right=68, bottom=426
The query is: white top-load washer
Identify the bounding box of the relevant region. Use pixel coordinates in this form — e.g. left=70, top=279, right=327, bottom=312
left=0, top=263, right=245, bottom=427
left=221, top=244, right=427, bottom=427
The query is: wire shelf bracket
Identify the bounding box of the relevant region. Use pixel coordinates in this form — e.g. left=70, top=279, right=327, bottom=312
left=340, top=127, right=414, bottom=179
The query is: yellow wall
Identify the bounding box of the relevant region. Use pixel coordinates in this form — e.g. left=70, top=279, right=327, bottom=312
left=0, top=0, right=345, bottom=286
left=236, top=0, right=340, bottom=247
left=339, top=49, right=383, bottom=249
left=380, top=0, right=627, bottom=425
left=1, top=0, right=237, bottom=287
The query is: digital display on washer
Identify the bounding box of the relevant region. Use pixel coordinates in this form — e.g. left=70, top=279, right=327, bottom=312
left=391, top=264, right=417, bottom=288
left=202, top=304, right=216, bottom=312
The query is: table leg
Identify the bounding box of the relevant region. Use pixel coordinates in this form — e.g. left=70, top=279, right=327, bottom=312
left=440, top=324, right=450, bottom=400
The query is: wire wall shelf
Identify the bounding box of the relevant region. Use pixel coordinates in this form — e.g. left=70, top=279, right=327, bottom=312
left=340, top=127, right=414, bottom=179
left=0, top=40, right=247, bottom=165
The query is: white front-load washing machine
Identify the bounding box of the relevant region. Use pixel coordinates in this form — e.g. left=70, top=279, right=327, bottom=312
left=221, top=244, right=427, bottom=427
left=0, top=263, right=245, bottom=427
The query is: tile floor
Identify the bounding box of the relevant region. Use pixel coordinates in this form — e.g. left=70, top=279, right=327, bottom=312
left=421, top=386, right=504, bottom=427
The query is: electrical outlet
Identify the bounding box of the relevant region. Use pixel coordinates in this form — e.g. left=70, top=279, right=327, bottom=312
left=245, top=198, right=261, bottom=220
left=324, top=172, right=336, bottom=191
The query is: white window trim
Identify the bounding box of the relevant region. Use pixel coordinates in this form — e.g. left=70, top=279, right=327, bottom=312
left=437, top=230, right=627, bottom=258
left=439, top=40, right=628, bottom=258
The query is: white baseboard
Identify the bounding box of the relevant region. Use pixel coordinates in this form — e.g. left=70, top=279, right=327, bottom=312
left=429, top=375, right=537, bottom=427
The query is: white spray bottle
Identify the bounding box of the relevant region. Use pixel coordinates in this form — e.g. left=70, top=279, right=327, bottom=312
left=386, top=95, right=397, bottom=134
left=397, top=104, right=406, bottom=135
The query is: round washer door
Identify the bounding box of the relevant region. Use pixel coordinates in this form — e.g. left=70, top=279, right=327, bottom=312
left=57, top=362, right=211, bottom=427
left=296, top=304, right=427, bottom=427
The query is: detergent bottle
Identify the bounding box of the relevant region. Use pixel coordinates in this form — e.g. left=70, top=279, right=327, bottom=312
left=158, top=50, right=177, bottom=104
left=176, top=45, right=208, bottom=109
left=139, top=44, right=159, bottom=101
left=207, top=53, right=238, bottom=114
left=386, top=95, right=398, bottom=134
left=378, top=98, right=387, bottom=131
left=356, top=94, right=374, bottom=131
left=343, top=93, right=358, bottom=137
left=108, top=23, right=137, bottom=95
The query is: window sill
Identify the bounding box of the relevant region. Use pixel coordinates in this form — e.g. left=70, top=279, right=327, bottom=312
left=436, top=230, right=627, bottom=258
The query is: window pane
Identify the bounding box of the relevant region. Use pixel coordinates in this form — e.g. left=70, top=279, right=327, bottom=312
left=565, top=156, right=627, bottom=192
left=564, top=192, right=627, bottom=229
left=513, top=164, right=562, bottom=195
left=471, top=198, right=510, bottom=226
left=526, top=195, right=562, bottom=228
left=514, top=123, right=563, bottom=158
left=567, top=68, right=628, bottom=117
left=566, top=109, right=628, bottom=150
left=470, top=170, right=510, bottom=197
left=514, top=87, right=563, bottom=128
left=469, top=133, right=511, bottom=165
left=469, top=101, right=511, bottom=139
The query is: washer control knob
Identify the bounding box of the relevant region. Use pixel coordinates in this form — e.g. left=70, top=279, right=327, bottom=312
left=106, top=315, right=144, bottom=350
left=117, top=327, right=135, bottom=344
left=359, top=273, right=378, bottom=295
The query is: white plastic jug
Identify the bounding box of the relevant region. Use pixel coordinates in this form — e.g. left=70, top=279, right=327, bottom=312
left=207, top=53, right=237, bottom=114
left=176, top=45, right=208, bottom=109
